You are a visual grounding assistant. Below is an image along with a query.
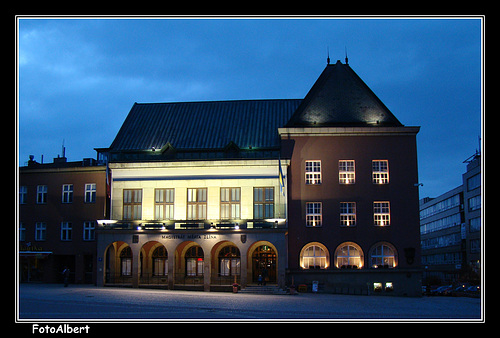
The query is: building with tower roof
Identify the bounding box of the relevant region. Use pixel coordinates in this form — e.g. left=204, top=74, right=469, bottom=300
left=92, top=59, right=421, bottom=295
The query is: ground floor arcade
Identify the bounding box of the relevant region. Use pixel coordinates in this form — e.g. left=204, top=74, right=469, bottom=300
left=96, top=230, right=287, bottom=291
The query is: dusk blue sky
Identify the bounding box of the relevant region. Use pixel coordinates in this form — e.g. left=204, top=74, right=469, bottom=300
left=18, top=17, right=482, bottom=198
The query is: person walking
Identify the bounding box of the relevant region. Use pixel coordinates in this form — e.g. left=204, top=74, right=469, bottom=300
left=62, top=266, right=70, bottom=287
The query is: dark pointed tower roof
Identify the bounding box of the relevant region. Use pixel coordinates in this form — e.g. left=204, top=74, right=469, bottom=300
left=286, top=60, right=402, bottom=127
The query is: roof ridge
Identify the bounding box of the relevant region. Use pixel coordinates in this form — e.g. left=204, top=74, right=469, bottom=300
left=134, top=98, right=302, bottom=105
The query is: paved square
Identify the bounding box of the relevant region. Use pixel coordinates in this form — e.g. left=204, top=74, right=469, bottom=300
left=18, top=284, right=482, bottom=321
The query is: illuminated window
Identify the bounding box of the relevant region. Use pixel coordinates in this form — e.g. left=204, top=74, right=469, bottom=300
left=305, top=160, right=321, bottom=185
left=155, top=188, right=174, bottom=220
left=300, top=243, right=329, bottom=269
left=123, top=189, right=142, bottom=220
left=373, top=282, right=382, bottom=292
left=370, top=243, right=397, bottom=268
left=339, top=160, right=355, bottom=184
left=335, top=242, right=363, bottom=269
left=374, top=201, right=390, bottom=226
left=152, top=246, right=168, bottom=276
left=220, top=188, right=241, bottom=219
left=385, top=282, right=393, bottom=291
left=186, top=246, right=204, bottom=277
left=187, top=188, right=207, bottom=220
left=120, top=246, right=132, bottom=276
left=340, top=202, right=356, bottom=226
left=372, top=160, right=389, bottom=184
left=306, top=202, right=322, bottom=227
left=254, top=187, right=274, bottom=219
left=219, top=246, right=241, bottom=276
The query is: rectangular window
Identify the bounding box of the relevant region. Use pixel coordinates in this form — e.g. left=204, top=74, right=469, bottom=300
left=37, top=185, right=47, bottom=204
left=121, top=259, right=132, bottom=276
left=467, top=173, right=481, bottom=191
left=468, top=195, right=481, bottom=211
left=253, top=187, right=274, bottom=219
left=186, top=258, right=204, bottom=276
left=83, top=221, right=95, bottom=241
left=85, top=183, right=96, bottom=203
left=20, top=186, right=27, bottom=204
left=374, top=201, right=390, bottom=226
left=155, top=188, right=174, bottom=220
left=339, top=160, right=355, bottom=184
left=20, top=222, right=25, bottom=241
left=62, top=184, right=73, bottom=203
left=61, top=222, right=72, bottom=241
left=187, top=188, right=207, bottom=220
left=305, top=160, right=321, bottom=185
left=220, top=187, right=241, bottom=219
left=306, top=202, right=322, bottom=227
left=372, top=160, right=389, bottom=184
left=220, top=258, right=241, bottom=276
left=35, top=222, right=46, bottom=241
left=340, top=202, right=356, bottom=226
left=123, top=189, right=142, bottom=220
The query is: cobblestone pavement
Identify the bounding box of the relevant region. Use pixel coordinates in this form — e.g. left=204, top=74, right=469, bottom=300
left=18, top=284, right=482, bottom=321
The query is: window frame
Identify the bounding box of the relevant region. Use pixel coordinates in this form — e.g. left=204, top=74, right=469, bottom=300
left=36, top=185, right=47, bottom=204
left=187, top=188, right=207, bottom=220
left=305, top=160, right=322, bottom=185
left=253, top=187, right=274, bottom=219
left=154, top=188, right=175, bottom=220
left=123, top=189, right=143, bottom=220
left=306, top=202, right=322, bottom=227
left=339, top=160, right=355, bottom=184
left=372, top=160, right=389, bottom=184
left=340, top=202, right=356, bottom=227
left=220, top=187, right=241, bottom=220
left=84, top=183, right=96, bottom=203
left=62, top=184, right=73, bottom=203
left=373, top=201, right=391, bottom=226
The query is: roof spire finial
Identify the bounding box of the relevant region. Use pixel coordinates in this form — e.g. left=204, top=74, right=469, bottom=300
left=327, top=46, right=330, bottom=65
left=345, top=46, right=349, bottom=65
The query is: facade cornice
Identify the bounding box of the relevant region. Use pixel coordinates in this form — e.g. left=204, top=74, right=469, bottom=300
left=278, top=126, right=420, bottom=137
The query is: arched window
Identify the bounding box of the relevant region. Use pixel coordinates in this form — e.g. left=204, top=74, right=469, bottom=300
left=120, top=246, right=132, bottom=276
left=152, top=246, right=168, bottom=276
left=219, top=245, right=241, bottom=276
left=334, top=242, right=363, bottom=269
left=185, top=246, right=204, bottom=277
left=300, top=243, right=329, bottom=269
left=369, top=243, right=397, bottom=268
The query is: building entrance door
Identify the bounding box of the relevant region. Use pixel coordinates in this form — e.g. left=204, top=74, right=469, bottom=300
left=252, top=245, right=276, bottom=283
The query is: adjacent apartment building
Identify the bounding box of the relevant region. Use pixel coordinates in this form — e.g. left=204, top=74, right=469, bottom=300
left=19, top=155, right=107, bottom=284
